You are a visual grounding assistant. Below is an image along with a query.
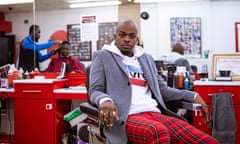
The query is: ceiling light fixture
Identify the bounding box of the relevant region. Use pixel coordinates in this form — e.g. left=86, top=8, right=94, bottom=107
left=0, top=0, right=34, bottom=5
left=69, top=1, right=122, bottom=8
left=134, top=0, right=201, bottom=3
left=68, top=0, right=107, bottom=4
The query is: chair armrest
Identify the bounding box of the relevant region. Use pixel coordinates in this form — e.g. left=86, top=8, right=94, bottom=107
left=79, top=102, right=98, bottom=118
left=165, top=100, right=202, bottom=114
left=181, top=101, right=202, bottom=111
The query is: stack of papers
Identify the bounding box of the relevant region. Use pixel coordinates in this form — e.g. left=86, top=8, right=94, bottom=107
left=215, top=76, right=232, bottom=81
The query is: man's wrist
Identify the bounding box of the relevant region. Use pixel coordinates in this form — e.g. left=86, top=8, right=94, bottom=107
left=99, top=97, right=113, bottom=105
left=194, top=93, right=198, bottom=100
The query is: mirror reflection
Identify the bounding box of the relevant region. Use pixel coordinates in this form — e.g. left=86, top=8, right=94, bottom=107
left=0, top=0, right=240, bottom=73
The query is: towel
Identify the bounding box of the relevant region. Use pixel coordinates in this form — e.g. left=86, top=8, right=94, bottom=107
left=208, top=92, right=236, bottom=144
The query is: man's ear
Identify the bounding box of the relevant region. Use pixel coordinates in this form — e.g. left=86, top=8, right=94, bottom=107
left=113, top=34, right=117, bottom=39
left=57, top=47, right=62, bottom=56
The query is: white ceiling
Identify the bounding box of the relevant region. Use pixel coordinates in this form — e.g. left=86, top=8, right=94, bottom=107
left=0, top=0, right=238, bottom=14
left=0, top=0, right=132, bottom=13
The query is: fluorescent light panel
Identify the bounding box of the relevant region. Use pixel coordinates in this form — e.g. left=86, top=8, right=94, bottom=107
left=69, top=1, right=121, bottom=8
left=68, top=0, right=107, bottom=3
left=0, top=0, right=34, bottom=5
left=134, top=0, right=201, bottom=3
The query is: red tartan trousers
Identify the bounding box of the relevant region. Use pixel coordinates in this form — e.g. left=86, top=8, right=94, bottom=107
left=125, top=112, right=219, bottom=144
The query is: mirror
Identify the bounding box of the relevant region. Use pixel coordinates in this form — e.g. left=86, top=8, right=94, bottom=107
left=235, top=22, right=240, bottom=52
left=0, top=2, right=34, bottom=69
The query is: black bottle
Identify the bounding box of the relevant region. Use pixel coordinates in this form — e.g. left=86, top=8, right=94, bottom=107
left=167, top=65, right=176, bottom=87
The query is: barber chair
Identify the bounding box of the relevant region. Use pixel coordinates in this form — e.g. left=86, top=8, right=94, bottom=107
left=79, top=101, right=201, bottom=144
left=78, top=65, right=202, bottom=144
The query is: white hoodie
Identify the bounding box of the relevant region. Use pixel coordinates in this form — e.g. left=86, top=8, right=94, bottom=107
left=103, top=41, right=160, bottom=115
left=167, top=51, right=186, bottom=63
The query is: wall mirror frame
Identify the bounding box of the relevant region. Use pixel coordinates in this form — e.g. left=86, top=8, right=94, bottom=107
left=235, top=22, right=240, bottom=52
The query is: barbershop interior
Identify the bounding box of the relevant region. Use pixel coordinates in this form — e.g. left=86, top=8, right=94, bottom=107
left=0, top=0, right=240, bottom=143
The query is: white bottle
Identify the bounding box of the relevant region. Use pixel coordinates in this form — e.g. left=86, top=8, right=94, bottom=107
left=18, top=67, right=24, bottom=80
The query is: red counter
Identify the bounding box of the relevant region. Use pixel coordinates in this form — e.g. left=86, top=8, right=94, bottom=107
left=193, top=81, right=240, bottom=144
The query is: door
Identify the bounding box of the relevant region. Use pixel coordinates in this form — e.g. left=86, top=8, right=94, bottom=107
left=15, top=99, right=55, bottom=144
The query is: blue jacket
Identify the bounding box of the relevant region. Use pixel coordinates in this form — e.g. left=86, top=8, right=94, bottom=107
left=19, top=35, right=56, bottom=72
left=21, top=35, right=56, bottom=62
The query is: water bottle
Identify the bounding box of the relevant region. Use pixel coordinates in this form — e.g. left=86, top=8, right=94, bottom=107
left=184, top=72, right=190, bottom=89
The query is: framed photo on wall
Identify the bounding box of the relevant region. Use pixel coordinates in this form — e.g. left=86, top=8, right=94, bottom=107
left=170, top=17, right=201, bottom=58
left=212, top=53, right=240, bottom=80
left=97, top=22, right=118, bottom=50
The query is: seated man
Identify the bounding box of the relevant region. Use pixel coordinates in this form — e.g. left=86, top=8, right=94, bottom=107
left=88, top=19, right=218, bottom=144
left=167, top=43, right=192, bottom=72
left=45, top=41, right=85, bottom=73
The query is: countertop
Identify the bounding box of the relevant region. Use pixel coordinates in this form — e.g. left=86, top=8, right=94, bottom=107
left=13, top=78, right=63, bottom=84
left=0, top=88, right=14, bottom=92
left=194, top=80, right=240, bottom=86
left=53, top=86, right=87, bottom=94
left=53, top=86, right=88, bottom=100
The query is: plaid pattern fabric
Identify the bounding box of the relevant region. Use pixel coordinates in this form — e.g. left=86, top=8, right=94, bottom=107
left=126, top=112, right=218, bottom=144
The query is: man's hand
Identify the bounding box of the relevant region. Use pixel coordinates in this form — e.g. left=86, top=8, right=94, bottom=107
left=55, top=40, right=62, bottom=45
left=51, top=48, right=59, bottom=54
left=194, top=93, right=209, bottom=123
left=98, top=100, right=119, bottom=127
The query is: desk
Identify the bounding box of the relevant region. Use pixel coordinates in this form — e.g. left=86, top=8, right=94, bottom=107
left=54, top=86, right=87, bottom=100
left=0, top=79, right=88, bottom=144
left=193, top=81, right=240, bottom=144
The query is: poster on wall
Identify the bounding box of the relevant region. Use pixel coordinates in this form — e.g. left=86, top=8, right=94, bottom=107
left=97, top=22, right=118, bottom=50
left=81, top=16, right=98, bottom=41
left=67, top=24, right=92, bottom=61
left=170, top=17, right=201, bottom=58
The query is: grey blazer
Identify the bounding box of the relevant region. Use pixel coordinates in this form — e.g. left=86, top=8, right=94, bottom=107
left=89, top=49, right=196, bottom=144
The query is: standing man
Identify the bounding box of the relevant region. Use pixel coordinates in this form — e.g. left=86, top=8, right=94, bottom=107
left=89, top=19, right=218, bottom=144
left=18, top=24, right=61, bottom=72
left=44, top=41, right=85, bottom=73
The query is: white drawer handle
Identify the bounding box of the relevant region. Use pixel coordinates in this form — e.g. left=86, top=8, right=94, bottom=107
left=208, top=93, right=234, bottom=96
left=22, top=90, right=42, bottom=93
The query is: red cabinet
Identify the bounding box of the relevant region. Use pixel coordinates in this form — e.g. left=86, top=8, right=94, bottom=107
left=193, top=81, right=240, bottom=144
left=15, top=99, right=55, bottom=144
left=13, top=79, right=71, bottom=144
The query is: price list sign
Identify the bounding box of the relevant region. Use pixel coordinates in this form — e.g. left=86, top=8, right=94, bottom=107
left=67, top=24, right=92, bottom=61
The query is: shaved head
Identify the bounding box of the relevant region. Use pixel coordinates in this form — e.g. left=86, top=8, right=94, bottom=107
left=114, top=19, right=138, bottom=57
left=116, top=19, right=138, bottom=34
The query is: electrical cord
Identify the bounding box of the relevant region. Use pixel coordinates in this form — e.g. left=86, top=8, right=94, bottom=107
left=0, top=92, right=13, bottom=143
left=7, top=97, right=13, bottom=143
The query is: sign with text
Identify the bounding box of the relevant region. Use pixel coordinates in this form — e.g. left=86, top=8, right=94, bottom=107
left=81, top=16, right=98, bottom=41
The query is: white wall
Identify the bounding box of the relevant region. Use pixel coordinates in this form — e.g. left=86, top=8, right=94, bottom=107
left=140, top=1, right=240, bottom=71
left=4, top=1, right=240, bottom=68
left=5, top=6, right=118, bottom=69
left=140, top=1, right=240, bottom=60
left=6, top=6, right=118, bottom=42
